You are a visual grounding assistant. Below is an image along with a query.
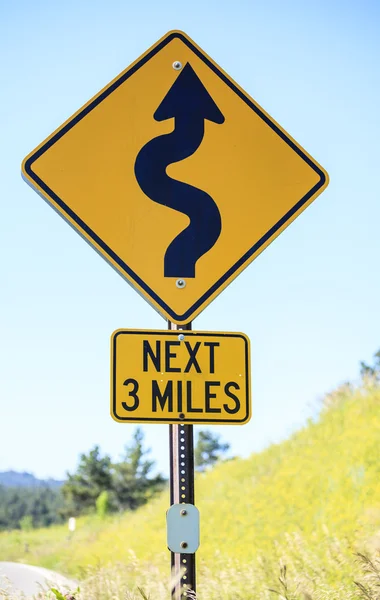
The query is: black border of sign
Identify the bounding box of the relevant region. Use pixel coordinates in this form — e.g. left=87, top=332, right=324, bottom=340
left=23, top=31, right=326, bottom=323
left=111, top=330, right=250, bottom=424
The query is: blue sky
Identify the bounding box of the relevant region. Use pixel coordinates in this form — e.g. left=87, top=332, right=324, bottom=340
left=0, top=0, right=379, bottom=479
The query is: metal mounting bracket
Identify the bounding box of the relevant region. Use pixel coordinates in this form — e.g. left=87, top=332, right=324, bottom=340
left=167, top=503, right=200, bottom=554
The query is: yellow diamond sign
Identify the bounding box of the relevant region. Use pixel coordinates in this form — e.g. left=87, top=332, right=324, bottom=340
left=22, top=30, right=329, bottom=323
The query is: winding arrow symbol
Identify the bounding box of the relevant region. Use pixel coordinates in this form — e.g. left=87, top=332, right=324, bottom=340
left=134, top=63, right=225, bottom=278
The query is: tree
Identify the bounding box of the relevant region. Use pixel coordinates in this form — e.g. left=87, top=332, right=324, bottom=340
left=194, top=430, right=230, bottom=471
left=0, top=485, right=65, bottom=531
left=112, top=427, right=165, bottom=511
left=62, top=446, right=112, bottom=514
left=96, top=490, right=110, bottom=518
left=61, top=433, right=165, bottom=517
left=360, top=349, right=380, bottom=382
left=0, top=433, right=166, bottom=529
left=19, top=515, right=33, bottom=531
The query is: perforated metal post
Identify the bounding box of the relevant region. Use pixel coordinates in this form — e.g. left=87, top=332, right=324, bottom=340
left=168, top=320, right=196, bottom=600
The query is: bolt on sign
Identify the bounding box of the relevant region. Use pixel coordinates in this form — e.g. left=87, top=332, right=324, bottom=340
left=22, top=30, right=329, bottom=324
left=111, top=330, right=250, bottom=424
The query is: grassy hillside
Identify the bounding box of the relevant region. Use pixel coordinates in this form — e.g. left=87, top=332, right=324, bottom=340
left=1, top=383, right=380, bottom=599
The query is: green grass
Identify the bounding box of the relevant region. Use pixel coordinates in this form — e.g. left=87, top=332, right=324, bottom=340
left=1, top=382, right=380, bottom=598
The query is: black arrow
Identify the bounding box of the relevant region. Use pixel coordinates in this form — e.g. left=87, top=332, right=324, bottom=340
left=134, top=63, right=225, bottom=278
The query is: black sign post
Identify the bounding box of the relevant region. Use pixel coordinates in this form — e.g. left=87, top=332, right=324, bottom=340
left=168, top=321, right=196, bottom=599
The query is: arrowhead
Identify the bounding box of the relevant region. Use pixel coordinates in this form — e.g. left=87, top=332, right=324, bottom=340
left=154, top=63, right=225, bottom=124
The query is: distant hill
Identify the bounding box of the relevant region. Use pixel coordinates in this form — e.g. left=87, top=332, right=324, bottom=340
left=0, top=470, right=64, bottom=488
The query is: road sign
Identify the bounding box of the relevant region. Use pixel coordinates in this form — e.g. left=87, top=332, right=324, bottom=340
left=111, top=329, right=250, bottom=424
left=22, top=30, right=328, bottom=323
